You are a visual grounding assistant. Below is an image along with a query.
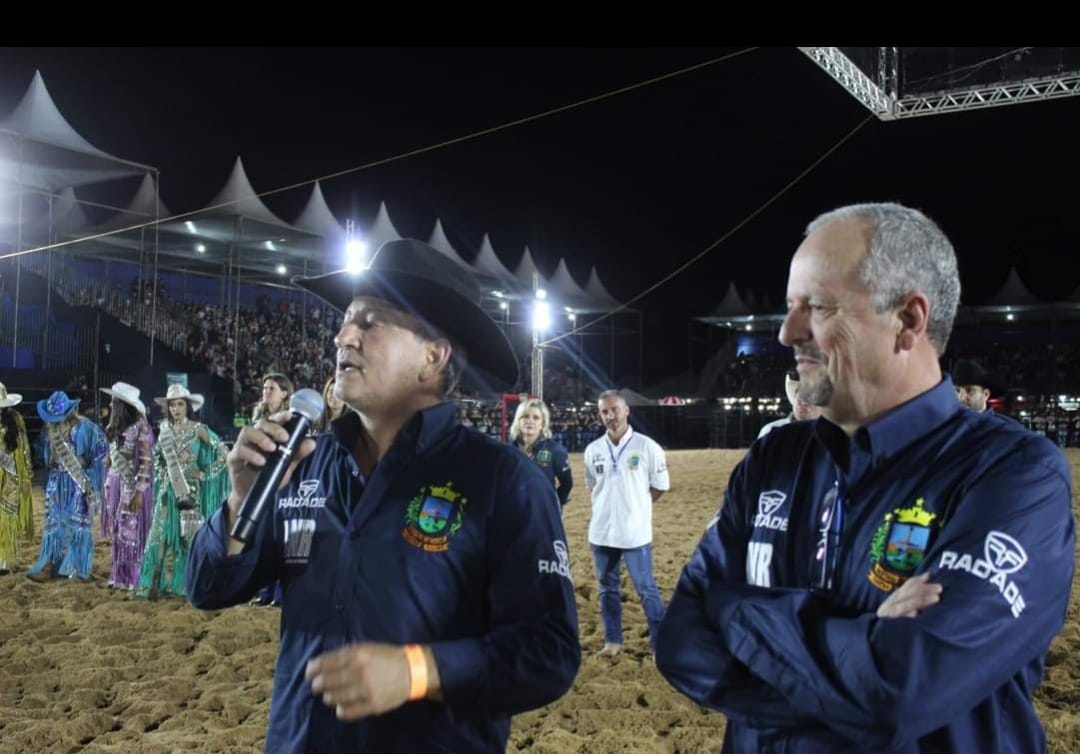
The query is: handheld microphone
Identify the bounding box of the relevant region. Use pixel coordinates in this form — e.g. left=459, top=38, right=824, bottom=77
left=230, top=388, right=325, bottom=543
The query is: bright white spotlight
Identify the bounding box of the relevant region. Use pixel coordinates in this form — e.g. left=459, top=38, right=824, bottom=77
left=499, top=302, right=508, bottom=310
left=744, top=324, right=752, bottom=331
left=276, top=264, right=287, bottom=275
left=536, top=288, right=547, bottom=300
left=1006, top=313, right=1015, bottom=321
left=195, top=243, right=206, bottom=253
left=185, top=221, right=196, bottom=233
left=265, top=240, right=275, bottom=250
left=569, top=313, right=577, bottom=323
left=345, top=239, right=368, bottom=274
left=532, top=299, right=551, bottom=332
left=492, top=290, right=504, bottom=298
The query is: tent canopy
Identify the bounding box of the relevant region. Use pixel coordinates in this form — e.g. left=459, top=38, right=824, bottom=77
left=980, top=268, right=1043, bottom=307
left=0, top=71, right=152, bottom=192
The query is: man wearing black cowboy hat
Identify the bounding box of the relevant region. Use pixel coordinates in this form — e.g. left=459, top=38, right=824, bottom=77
left=952, top=359, right=1004, bottom=414
left=187, top=239, right=580, bottom=753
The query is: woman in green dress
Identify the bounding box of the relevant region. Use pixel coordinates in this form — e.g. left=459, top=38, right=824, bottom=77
left=136, top=383, right=229, bottom=599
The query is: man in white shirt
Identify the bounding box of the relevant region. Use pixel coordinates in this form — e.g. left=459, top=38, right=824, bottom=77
left=758, top=369, right=821, bottom=439
left=584, top=390, right=671, bottom=657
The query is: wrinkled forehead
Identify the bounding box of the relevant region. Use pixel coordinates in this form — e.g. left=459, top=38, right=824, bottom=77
left=788, top=218, right=872, bottom=296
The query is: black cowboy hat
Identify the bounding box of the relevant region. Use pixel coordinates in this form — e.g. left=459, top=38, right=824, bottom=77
left=951, top=359, right=1004, bottom=397
left=294, top=239, right=518, bottom=391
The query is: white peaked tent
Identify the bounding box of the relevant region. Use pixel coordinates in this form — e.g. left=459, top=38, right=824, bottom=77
left=17, top=186, right=92, bottom=293
left=42, top=172, right=184, bottom=282
left=427, top=218, right=472, bottom=270
left=585, top=266, right=621, bottom=309
left=471, top=233, right=517, bottom=287
left=75, top=172, right=170, bottom=239
left=550, top=258, right=586, bottom=299
left=105, top=172, right=170, bottom=228
left=0, top=71, right=643, bottom=379
left=159, top=156, right=322, bottom=282
left=0, top=71, right=152, bottom=193
left=200, top=155, right=292, bottom=227
left=21, top=185, right=87, bottom=239
left=710, top=281, right=753, bottom=318
left=44, top=174, right=173, bottom=301
left=0, top=71, right=158, bottom=252
left=692, top=280, right=785, bottom=332
left=366, top=201, right=405, bottom=250
left=982, top=268, right=1042, bottom=307
left=0, top=70, right=157, bottom=366
left=294, top=181, right=345, bottom=240
left=514, top=245, right=542, bottom=290
left=293, top=180, right=347, bottom=258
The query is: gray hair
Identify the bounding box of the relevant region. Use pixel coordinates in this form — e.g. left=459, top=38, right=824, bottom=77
left=806, top=202, right=960, bottom=355
left=597, top=389, right=625, bottom=404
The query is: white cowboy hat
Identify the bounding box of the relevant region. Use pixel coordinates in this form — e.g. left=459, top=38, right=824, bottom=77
left=153, top=383, right=205, bottom=412
left=101, top=381, right=147, bottom=416
left=0, top=383, right=22, bottom=409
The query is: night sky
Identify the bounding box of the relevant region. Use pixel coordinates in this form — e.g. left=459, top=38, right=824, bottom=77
left=2, top=47, right=1078, bottom=385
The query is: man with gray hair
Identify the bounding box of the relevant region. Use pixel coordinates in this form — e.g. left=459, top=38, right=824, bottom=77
left=657, top=203, right=1074, bottom=753
left=584, top=389, right=670, bottom=657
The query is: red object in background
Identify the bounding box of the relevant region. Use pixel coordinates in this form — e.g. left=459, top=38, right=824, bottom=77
left=501, top=393, right=536, bottom=442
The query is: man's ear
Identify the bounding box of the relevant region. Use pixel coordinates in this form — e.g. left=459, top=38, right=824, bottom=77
left=420, top=339, right=452, bottom=384
left=896, top=293, right=930, bottom=352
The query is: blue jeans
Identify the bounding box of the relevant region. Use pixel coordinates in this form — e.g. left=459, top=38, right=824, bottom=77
left=591, top=544, right=666, bottom=648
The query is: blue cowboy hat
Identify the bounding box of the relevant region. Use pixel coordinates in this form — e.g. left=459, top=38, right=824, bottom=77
left=37, top=390, right=80, bottom=423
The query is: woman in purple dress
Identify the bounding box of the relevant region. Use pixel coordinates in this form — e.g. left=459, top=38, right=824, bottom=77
left=100, top=382, right=155, bottom=590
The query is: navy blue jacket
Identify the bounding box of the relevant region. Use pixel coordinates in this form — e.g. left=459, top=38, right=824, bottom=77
left=515, top=437, right=573, bottom=507
left=187, top=403, right=580, bottom=753
left=656, top=378, right=1074, bottom=754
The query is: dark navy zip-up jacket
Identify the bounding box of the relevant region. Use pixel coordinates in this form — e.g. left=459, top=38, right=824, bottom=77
left=656, top=377, right=1074, bottom=754
left=187, top=402, right=581, bottom=753
left=514, top=437, right=573, bottom=507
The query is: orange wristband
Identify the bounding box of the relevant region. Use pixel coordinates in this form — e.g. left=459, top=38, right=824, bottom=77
left=404, top=644, right=428, bottom=701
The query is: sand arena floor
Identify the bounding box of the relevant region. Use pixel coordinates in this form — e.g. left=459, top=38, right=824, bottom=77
left=0, top=449, right=1076, bottom=753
